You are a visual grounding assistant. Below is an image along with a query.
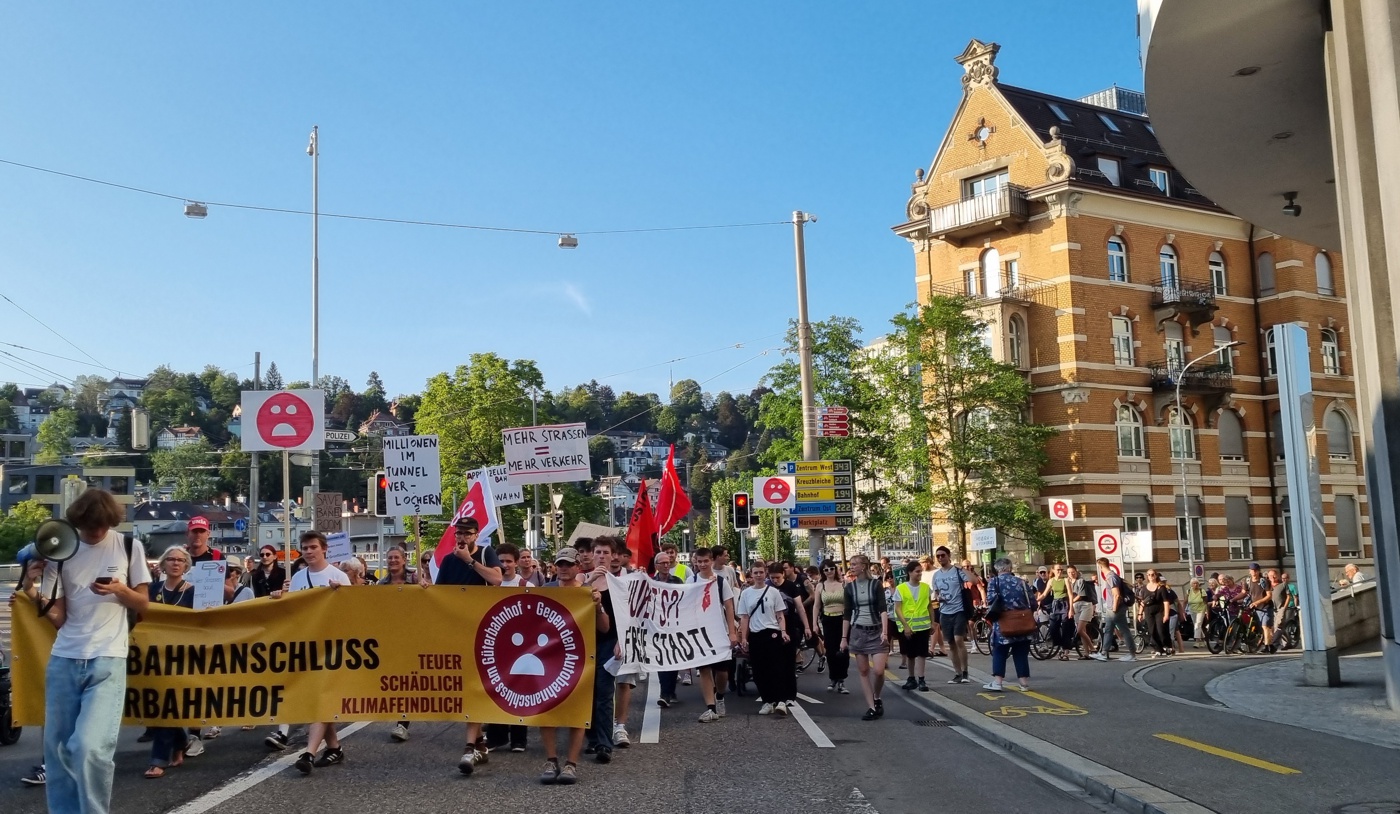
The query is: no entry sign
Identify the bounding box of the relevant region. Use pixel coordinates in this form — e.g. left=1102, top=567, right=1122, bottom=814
left=1050, top=498, right=1074, bottom=521
left=240, top=390, right=325, bottom=452
left=1094, top=528, right=1122, bottom=557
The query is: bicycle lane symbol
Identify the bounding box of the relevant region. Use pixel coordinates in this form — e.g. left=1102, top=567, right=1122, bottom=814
left=977, top=689, right=1088, bottom=719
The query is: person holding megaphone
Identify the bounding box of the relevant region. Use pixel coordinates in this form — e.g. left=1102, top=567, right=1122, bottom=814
left=17, top=488, right=150, bottom=814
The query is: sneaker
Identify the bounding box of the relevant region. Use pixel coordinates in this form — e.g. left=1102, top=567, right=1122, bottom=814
left=294, top=752, right=314, bottom=775
left=538, top=758, right=561, bottom=784
left=1148, top=652, right=1160, bottom=660
left=982, top=682, right=1004, bottom=691
left=265, top=731, right=289, bottom=751
left=204, top=726, right=221, bottom=740
left=595, top=748, right=611, bottom=764
left=699, top=708, right=721, bottom=723
left=613, top=724, right=630, bottom=748
left=902, top=677, right=918, bottom=691
left=511, top=743, right=527, bottom=753
left=774, top=702, right=790, bottom=716
left=459, top=749, right=485, bottom=776
left=758, top=703, right=776, bottom=715
left=313, top=748, right=344, bottom=768
left=716, top=698, right=727, bottom=717
left=827, top=681, right=836, bottom=692
left=917, top=678, right=930, bottom=692
left=1090, top=653, right=1109, bottom=662
left=183, top=736, right=205, bottom=758
left=837, top=681, right=850, bottom=694
left=1011, top=684, right=1030, bottom=692
left=1117, top=655, right=1137, bottom=662
left=862, top=707, right=878, bottom=721
left=557, top=762, right=579, bottom=785
left=681, top=671, right=693, bottom=686
left=390, top=724, right=409, bottom=742
left=656, top=696, right=672, bottom=709
left=584, top=745, right=597, bottom=755
left=874, top=699, right=884, bottom=718
left=20, top=765, right=45, bottom=786
left=817, top=655, right=826, bottom=673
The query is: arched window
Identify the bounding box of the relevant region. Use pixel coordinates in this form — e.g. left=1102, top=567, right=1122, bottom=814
left=1169, top=407, right=1196, bottom=459
left=1209, top=251, right=1227, bottom=295
left=1316, top=252, right=1335, bottom=295
left=1159, top=245, right=1179, bottom=288
left=981, top=248, right=1001, bottom=298
left=1108, top=237, right=1128, bottom=282
left=1164, top=322, right=1185, bottom=370
left=1008, top=314, right=1026, bottom=369
left=1326, top=410, right=1353, bottom=460
left=1265, top=327, right=1278, bottom=376
left=1116, top=405, right=1144, bottom=457
left=1321, top=328, right=1341, bottom=375
left=1111, top=316, right=1135, bottom=365
left=1258, top=252, right=1276, bottom=296
left=1213, top=325, right=1234, bottom=372
left=1217, top=410, right=1245, bottom=460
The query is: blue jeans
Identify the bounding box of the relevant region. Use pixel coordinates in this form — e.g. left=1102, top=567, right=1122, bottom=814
left=1099, top=608, right=1136, bottom=656
left=150, top=728, right=190, bottom=768
left=586, top=661, right=617, bottom=752
left=990, top=640, right=1030, bottom=680
left=45, top=656, right=126, bottom=814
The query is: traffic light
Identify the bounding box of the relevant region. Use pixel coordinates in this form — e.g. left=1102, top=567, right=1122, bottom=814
left=553, top=510, right=564, bottom=537
left=732, top=492, right=751, bottom=530
left=371, top=471, right=389, bottom=517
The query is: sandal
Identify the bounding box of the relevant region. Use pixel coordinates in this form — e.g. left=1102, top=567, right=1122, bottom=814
left=144, top=766, right=165, bottom=780
left=1059, top=654, right=1069, bottom=661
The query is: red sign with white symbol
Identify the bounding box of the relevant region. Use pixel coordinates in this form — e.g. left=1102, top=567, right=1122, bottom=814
left=752, top=475, right=796, bottom=509
left=476, top=594, right=587, bottom=717
left=240, top=389, right=326, bottom=452
left=1095, top=529, right=1121, bottom=557
left=1050, top=498, right=1074, bottom=521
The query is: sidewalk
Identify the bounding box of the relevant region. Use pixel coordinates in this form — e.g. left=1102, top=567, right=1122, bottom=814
left=1206, top=651, right=1400, bottom=750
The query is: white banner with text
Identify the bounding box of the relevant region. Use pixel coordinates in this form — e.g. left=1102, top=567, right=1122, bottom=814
left=606, top=572, right=733, bottom=674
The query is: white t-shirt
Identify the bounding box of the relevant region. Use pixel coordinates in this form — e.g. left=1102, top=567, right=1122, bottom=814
left=499, top=574, right=527, bottom=587
left=43, top=531, right=150, bottom=660
left=290, top=564, right=351, bottom=591
left=932, top=566, right=967, bottom=615
left=737, top=585, right=783, bottom=633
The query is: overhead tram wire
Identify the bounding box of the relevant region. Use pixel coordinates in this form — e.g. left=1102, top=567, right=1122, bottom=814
left=0, top=291, right=113, bottom=374
left=0, top=157, right=790, bottom=239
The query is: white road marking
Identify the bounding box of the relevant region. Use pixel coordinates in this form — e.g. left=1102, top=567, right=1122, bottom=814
left=788, top=701, right=835, bottom=748
left=167, top=722, right=370, bottom=814
left=845, top=787, right=881, bottom=813
left=796, top=692, right=824, bottom=704
left=640, top=674, right=662, bottom=743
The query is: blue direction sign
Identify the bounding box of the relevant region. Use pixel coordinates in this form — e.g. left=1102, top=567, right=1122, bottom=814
left=790, top=502, right=837, bottom=515
left=234, top=518, right=248, bottom=532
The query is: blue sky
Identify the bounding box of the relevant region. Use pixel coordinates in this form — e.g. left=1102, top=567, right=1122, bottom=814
left=0, top=2, right=1143, bottom=402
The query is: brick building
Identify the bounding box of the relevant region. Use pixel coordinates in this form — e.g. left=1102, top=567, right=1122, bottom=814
left=892, top=41, right=1369, bottom=577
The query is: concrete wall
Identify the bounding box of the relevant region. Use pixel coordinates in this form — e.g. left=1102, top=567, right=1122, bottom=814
left=1333, top=581, right=1381, bottom=650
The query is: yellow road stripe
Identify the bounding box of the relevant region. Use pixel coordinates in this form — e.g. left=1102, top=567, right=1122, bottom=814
left=1021, top=690, right=1083, bottom=711
left=1154, top=733, right=1301, bottom=775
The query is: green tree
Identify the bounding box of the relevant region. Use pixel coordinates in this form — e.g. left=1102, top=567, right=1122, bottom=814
left=611, top=392, right=660, bottom=432
left=35, top=408, right=78, bottom=464
left=669, top=379, right=704, bottom=424
left=588, top=436, right=616, bottom=480
left=0, top=397, right=15, bottom=432
left=756, top=316, right=867, bottom=472
left=152, top=439, right=220, bottom=500
left=264, top=362, right=284, bottom=390
left=0, top=500, right=55, bottom=562
left=884, top=297, right=1058, bottom=557
left=414, top=354, right=544, bottom=502
left=654, top=406, right=681, bottom=442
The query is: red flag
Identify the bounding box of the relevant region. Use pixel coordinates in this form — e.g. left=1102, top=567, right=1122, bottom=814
left=655, top=445, right=693, bottom=534
left=626, top=478, right=659, bottom=572
left=432, top=474, right=496, bottom=570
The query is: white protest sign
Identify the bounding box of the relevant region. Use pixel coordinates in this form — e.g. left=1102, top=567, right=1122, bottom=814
left=606, top=571, right=732, bottom=674
left=1123, top=530, right=1153, bottom=563
left=189, top=560, right=227, bottom=610
left=477, top=464, right=524, bottom=507
left=1094, top=529, right=1122, bottom=558
left=1049, top=498, right=1074, bottom=522
left=381, top=435, right=442, bottom=516
left=502, top=423, right=591, bottom=485
left=239, top=389, right=326, bottom=452
left=970, top=527, right=998, bottom=551
left=325, top=531, right=352, bottom=564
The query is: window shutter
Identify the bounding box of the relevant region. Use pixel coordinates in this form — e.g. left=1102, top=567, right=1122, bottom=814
left=1226, top=497, right=1251, bottom=538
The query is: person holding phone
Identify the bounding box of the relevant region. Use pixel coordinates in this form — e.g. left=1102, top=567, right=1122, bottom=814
left=433, top=517, right=502, bottom=777
left=17, top=489, right=149, bottom=813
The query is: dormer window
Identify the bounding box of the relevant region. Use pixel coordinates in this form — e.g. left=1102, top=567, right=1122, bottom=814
left=1048, top=103, right=1071, bottom=123
left=1149, top=168, right=1170, bottom=194
left=1098, top=113, right=1121, bottom=133
left=1097, top=156, right=1121, bottom=186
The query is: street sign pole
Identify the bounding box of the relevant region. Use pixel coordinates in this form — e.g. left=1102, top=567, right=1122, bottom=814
left=792, top=210, right=823, bottom=563
left=250, top=352, right=260, bottom=553
left=1060, top=518, right=1069, bottom=565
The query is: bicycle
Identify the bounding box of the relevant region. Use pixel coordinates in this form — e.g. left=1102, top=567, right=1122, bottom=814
left=795, top=634, right=820, bottom=674
left=1224, top=607, right=1265, bottom=654
left=971, top=607, right=993, bottom=655
left=1275, top=606, right=1301, bottom=651
left=1204, top=602, right=1231, bottom=654
left=1030, top=615, right=1060, bottom=661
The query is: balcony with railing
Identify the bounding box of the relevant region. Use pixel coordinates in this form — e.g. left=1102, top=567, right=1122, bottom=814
left=1147, top=360, right=1234, bottom=394
left=926, top=269, right=1056, bottom=307
left=1151, top=278, right=1218, bottom=330
left=927, top=185, right=1029, bottom=247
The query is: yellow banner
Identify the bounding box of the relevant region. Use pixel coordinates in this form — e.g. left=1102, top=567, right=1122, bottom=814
left=12, top=586, right=596, bottom=729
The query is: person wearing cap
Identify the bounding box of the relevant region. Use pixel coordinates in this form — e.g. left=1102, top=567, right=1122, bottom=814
left=250, top=544, right=285, bottom=598
left=223, top=557, right=254, bottom=604
left=1243, top=563, right=1275, bottom=650
left=434, top=517, right=503, bottom=588
left=185, top=516, right=224, bottom=563
left=537, top=546, right=610, bottom=785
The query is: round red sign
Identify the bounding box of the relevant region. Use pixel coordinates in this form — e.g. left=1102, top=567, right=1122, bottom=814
left=1052, top=500, right=1071, bottom=519
left=1096, top=532, right=1119, bottom=555
left=763, top=477, right=791, bottom=505
left=475, top=594, right=586, bottom=718
left=255, top=392, right=316, bottom=449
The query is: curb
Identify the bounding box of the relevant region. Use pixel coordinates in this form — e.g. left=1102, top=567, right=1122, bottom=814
left=902, top=684, right=1216, bottom=814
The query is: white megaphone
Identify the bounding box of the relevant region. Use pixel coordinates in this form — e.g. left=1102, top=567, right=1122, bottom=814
left=33, top=519, right=81, bottom=562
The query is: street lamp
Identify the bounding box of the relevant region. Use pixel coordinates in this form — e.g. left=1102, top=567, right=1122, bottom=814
left=1175, top=340, right=1244, bottom=579
left=307, top=126, right=321, bottom=505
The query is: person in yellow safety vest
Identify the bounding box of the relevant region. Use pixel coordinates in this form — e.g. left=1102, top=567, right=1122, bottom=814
left=895, top=561, right=933, bottom=692
left=665, top=543, right=691, bottom=582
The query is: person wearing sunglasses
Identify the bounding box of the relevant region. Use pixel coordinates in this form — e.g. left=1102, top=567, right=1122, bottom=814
left=249, top=545, right=285, bottom=598
left=813, top=561, right=850, bottom=693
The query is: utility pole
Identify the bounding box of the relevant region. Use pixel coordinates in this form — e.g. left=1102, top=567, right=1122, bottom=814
left=249, top=352, right=260, bottom=553
left=793, top=210, right=822, bottom=562
left=307, top=126, right=321, bottom=509
left=531, top=388, right=541, bottom=552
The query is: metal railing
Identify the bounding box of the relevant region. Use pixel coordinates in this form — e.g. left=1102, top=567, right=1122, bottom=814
left=925, top=270, right=1056, bottom=307
left=1152, top=279, right=1216, bottom=309
left=1147, top=361, right=1234, bottom=391
left=928, top=185, right=1029, bottom=234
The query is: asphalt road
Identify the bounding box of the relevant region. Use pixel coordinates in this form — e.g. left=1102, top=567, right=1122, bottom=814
left=0, top=664, right=1111, bottom=814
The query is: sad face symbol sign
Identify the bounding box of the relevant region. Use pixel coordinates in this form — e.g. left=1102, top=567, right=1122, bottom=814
left=763, top=477, right=791, bottom=505
left=255, top=392, right=316, bottom=449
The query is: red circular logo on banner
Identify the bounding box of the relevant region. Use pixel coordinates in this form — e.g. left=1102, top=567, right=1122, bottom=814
left=255, top=392, right=315, bottom=448
left=1096, top=533, right=1119, bottom=555
left=1052, top=500, right=1071, bottom=519
left=763, top=477, right=791, bottom=505
left=475, top=594, right=586, bottom=718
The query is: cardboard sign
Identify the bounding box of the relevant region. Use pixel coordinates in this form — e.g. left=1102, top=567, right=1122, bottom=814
left=502, top=424, right=591, bottom=485
left=189, top=560, right=227, bottom=610
left=381, top=435, right=443, bottom=516
left=314, top=491, right=343, bottom=534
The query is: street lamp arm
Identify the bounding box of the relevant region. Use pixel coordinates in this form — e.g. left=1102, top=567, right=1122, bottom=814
left=1182, top=340, right=1244, bottom=374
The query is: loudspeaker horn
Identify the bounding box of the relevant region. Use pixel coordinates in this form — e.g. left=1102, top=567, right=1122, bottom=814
left=34, top=519, right=81, bottom=562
